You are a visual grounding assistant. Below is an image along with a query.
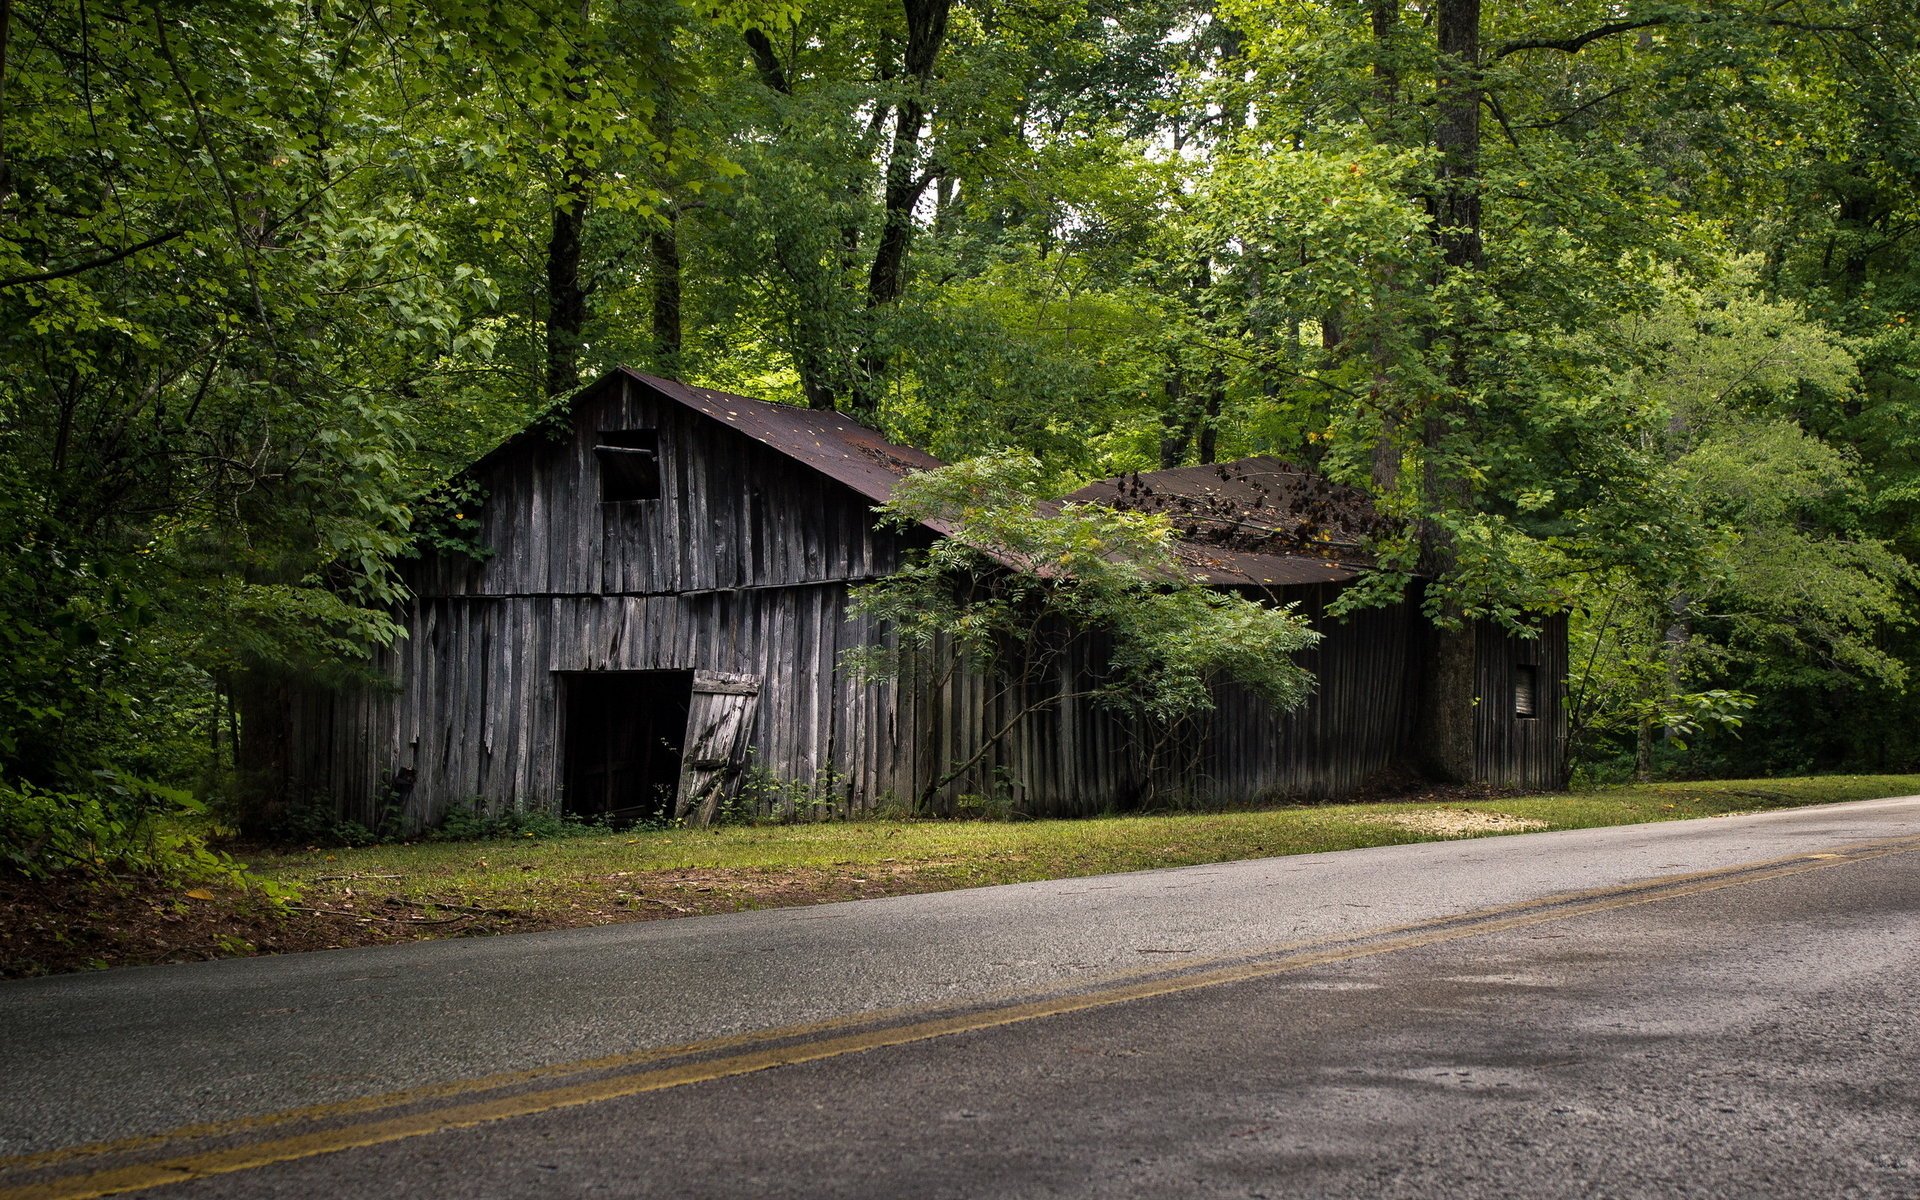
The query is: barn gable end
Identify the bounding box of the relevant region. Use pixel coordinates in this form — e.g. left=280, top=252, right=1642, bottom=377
left=411, top=371, right=934, bottom=600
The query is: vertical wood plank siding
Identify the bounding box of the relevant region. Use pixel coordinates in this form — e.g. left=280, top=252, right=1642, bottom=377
left=279, top=585, right=1450, bottom=824
left=1470, top=612, right=1570, bottom=791
left=253, top=374, right=1567, bottom=824
left=407, top=379, right=905, bottom=600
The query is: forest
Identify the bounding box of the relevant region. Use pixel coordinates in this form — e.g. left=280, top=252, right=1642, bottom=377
left=4, top=0, right=1919, bottom=877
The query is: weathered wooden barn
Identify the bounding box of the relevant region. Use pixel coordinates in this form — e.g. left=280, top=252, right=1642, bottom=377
left=241, top=368, right=1566, bottom=829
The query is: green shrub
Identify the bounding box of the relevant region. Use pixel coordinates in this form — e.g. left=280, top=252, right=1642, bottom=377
left=259, top=802, right=392, bottom=848
left=427, top=801, right=607, bottom=841
left=0, top=770, right=271, bottom=892
left=734, top=767, right=849, bottom=823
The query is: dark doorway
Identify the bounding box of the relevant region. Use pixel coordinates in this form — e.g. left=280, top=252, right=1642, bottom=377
left=560, top=671, right=695, bottom=824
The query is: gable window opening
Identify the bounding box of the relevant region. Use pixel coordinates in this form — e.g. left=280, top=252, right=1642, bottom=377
left=596, top=429, right=661, bottom=502
left=1513, top=664, right=1539, bottom=719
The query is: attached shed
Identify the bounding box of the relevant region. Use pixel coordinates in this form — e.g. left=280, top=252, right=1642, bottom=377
left=1068, top=459, right=1569, bottom=794
left=240, top=368, right=1565, bottom=828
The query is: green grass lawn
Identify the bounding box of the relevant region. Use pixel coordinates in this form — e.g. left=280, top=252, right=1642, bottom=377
left=242, top=774, right=1920, bottom=925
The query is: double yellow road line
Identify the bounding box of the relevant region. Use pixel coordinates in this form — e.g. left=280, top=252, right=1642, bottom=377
left=6, top=833, right=1917, bottom=1200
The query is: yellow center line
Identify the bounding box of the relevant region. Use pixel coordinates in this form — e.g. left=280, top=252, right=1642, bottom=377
left=6, top=834, right=1917, bottom=1200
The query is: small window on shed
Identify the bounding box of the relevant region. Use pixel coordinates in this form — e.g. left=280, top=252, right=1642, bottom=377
left=596, top=430, right=660, bottom=502
left=1513, top=664, right=1539, bottom=719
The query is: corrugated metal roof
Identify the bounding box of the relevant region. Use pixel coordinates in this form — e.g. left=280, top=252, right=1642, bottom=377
left=623, top=370, right=947, bottom=507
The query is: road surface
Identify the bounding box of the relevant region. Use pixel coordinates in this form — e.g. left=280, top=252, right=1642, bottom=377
left=2, top=796, right=1918, bottom=1197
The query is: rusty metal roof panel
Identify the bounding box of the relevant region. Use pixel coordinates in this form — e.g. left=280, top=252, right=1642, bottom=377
left=1068, top=456, right=1386, bottom=586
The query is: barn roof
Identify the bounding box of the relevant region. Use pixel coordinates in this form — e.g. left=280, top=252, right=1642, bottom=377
left=469, top=367, right=946, bottom=502
left=618, top=370, right=947, bottom=505
left=472, top=370, right=1378, bottom=588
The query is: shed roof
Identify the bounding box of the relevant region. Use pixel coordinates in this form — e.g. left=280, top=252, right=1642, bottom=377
left=1067, top=457, right=1390, bottom=587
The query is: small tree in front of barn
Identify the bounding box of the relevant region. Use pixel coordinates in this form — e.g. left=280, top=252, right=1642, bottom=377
left=848, top=454, right=1321, bottom=811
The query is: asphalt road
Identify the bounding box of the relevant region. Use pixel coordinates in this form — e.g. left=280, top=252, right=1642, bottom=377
left=3, top=796, right=1919, bottom=1198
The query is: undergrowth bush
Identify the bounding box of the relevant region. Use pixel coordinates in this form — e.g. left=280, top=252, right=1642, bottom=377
left=0, top=770, right=272, bottom=893
left=427, top=802, right=608, bottom=841
left=254, top=797, right=613, bottom=846
left=735, top=766, right=849, bottom=823
left=259, top=798, right=400, bottom=848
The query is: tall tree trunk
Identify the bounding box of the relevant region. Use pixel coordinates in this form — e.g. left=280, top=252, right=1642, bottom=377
left=1371, top=0, right=1398, bottom=87
left=1659, top=594, right=1691, bottom=761
left=1367, top=0, right=1403, bottom=493
left=1412, top=0, right=1487, bottom=782
left=1192, top=254, right=1223, bottom=465
left=650, top=218, right=681, bottom=366
left=1835, top=190, right=1874, bottom=301
left=1159, top=356, right=1191, bottom=469
left=1198, top=365, right=1224, bottom=465
left=796, top=318, right=839, bottom=410
left=849, top=0, right=952, bottom=418
left=1415, top=615, right=1480, bottom=782
left=742, top=27, right=791, bottom=95
left=1370, top=0, right=1403, bottom=140
left=740, top=26, right=839, bottom=409
left=933, top=174, right=960, bottom=240
left=645, top=34, right=683, bottom=375
left=1321, top=306, right=1344, bottom=350
left=866, top=104, right=933, bottom=309
left=545, top=179, right=588, bottom=398
left=1431, top=0, right=1484, bottom=273
left=543, top=1, right=594, bottom=399
left=1161, top=258, right=1224, bottom=468
left=0, top=0, right=14, bottom=207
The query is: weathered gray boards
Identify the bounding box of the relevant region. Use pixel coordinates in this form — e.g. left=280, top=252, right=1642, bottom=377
left=240, top=369, right=1566, bottom=828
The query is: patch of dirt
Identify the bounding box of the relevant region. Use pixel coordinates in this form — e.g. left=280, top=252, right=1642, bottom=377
left=1368, top=809, right=1549, bottom=838
left=4, top=875, right=329, bottom=978
left=0, top=864, right=959, bottom=979
left=0, top=873, right=583, bottom=979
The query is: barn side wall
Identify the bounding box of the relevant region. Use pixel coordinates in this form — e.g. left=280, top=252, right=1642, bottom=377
left=234, top=669, right=394, bottom=829
left=277, top=586, right=909, bottom=828
left=936, top=587, right=1422, bottom=814
left=1194, top=589, right=1420, bottom=801
left=245, top=585, right=1440, bottom=826
left=239, top=589, right=1565, bottom=824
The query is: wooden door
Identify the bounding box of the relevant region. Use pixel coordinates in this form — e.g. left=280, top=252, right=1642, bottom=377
left=673, top=672, right=762, bottom=825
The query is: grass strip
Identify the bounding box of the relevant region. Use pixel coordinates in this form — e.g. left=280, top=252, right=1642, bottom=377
left=13, top=775, right=1915, bottom=976
left=244, top=774, right=1920, bottom=924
